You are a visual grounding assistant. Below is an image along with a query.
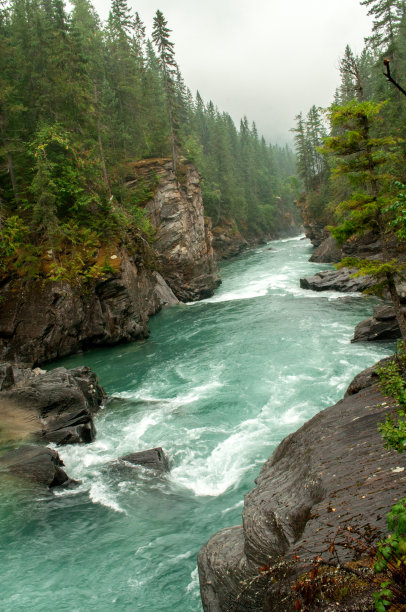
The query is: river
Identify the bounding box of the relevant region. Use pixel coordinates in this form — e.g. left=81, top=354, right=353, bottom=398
left=0, top=236, right=394, bottom=611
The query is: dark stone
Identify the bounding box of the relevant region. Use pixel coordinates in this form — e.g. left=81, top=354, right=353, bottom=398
left=0, top=445, right=75, bottom=488
left=119, top=447, right=170, bottom=472
left=309, top=236, right=341, bottom=263
left=352, top=304, right=406, bottom=343
left=0, top=257, right=178, bottom=366
left=0, top=364, right=105, bottom=445
left=198, top=364, right=406, bottom=611
left=300, top=268, right=374, bottom=293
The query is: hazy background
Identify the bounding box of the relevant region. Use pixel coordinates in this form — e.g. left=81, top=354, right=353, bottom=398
left=91, top=0, right=372, bottom=144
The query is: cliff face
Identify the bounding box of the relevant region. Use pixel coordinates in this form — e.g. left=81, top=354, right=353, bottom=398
left=126, top=159, right=220, bottom=301
left=198, top=362, right=406, bottom=611
left=0, top=253, right=177, bottom=366
left=0, top=159, right=220, bottom=366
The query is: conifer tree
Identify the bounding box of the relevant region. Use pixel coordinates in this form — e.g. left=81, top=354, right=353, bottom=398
left=361, top=0, right=404, bottom=58
left=322, top=100, right=406, bottom=341
left=152, top=10, right=179, bottom=172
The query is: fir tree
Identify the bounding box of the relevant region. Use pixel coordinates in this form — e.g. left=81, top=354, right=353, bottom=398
left=152, top=10, right=179, bottom=172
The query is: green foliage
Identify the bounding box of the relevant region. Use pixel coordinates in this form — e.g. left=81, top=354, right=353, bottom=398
left=374, top=345, right=406, bottom=609
left=0, top=215, right=29, bottom=270
left=386, top=181, right=406, bottom=240
left=0, top=0, right=298, bottom=286
left=377, top=346, right=406, bottom=452
left=374, top=498, right=406, bottom=609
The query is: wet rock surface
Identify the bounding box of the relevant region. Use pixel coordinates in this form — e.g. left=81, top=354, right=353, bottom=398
left=309, top=235, right=341, bottom=263
left=352, top=304, right=406, bottom=343
left=198, top=362, right=406, bottom=611
left=211, top=221, right=249, bottom=260
left=0, top=256, right=177, bottom=366
left=0, top=445, right=75, bottom=488
left=119, top=447, right=170, bottom=472
left=0, top=364, right=105, bottom=445
left=300, top=267, right=374, bottom=293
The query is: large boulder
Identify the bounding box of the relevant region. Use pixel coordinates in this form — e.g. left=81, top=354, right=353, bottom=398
left=0, top=445, right=75, bottom=488
left=309, top=235, right=341, bottom=263
left=352, top=304, right=406, bottom=343
left=300, top=267, right=374, bottom=293
left=118, top=447, right=170, bottom=473
left=198, top=362, right=406, bottom=611
left=0, top=364, right=105, bottom=445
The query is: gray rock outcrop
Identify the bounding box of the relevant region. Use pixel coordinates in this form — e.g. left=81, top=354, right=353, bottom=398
left=309, top=235, right=341, bottom=263
left=0, top=254, right=178, bottom=366
left=119, top=447, right=170, bottom=472
left=0, top=364, right=105, bottom=445
left=198, top=361, right=406, bottom=611
left=352, top=304, right=406, bottom=343
left=0, top=445, right=75, bottom=488
left=300, top=267, right=374, bottom=293
left=127, top=159, right=221, bottom=301
left=0, top=158, right=221, bottom=365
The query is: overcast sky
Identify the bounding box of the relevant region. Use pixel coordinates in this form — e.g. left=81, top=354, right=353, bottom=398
left=91, top=0, right=372, bottom=144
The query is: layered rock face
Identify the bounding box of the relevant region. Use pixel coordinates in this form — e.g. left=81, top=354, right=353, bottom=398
left=353, top=304, right=406, bottom=343
left=0, top=364, right=106, bottom=488
left=0, top=445, right=75, bottom=488
left=198, top=362, right=406, bottom=611
left=0, top=364, right=105, bottom=445
left=0, top=254, right=177, bottom=366
left=127, top=159, right=221, bottom=301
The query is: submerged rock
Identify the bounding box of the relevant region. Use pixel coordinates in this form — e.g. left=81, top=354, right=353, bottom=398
left=119, top=447, right=170, bottom=473
left=198, top=361, right=406, bottom=611
left=0, top=445, right=75, bottom=488
left=0, top=364, right=105, bottom=445
left=352, top=304, right=406, bottom=343
left=300, top=267, right=374, bottom=293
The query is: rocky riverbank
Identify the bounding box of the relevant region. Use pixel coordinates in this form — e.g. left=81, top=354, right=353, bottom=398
left=198, top=360, right=406, bottom=611
left=0, top=159, right=220, bottom=366
left=0, top=363, right=105, bottom=487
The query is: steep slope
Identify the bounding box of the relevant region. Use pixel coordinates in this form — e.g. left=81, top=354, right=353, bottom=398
left=198, top=362, right=406, bottom=611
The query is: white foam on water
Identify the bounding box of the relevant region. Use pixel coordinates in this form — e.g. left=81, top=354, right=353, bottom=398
left=279, top=235, right=305, bottom=243
left=186, top=568, right=199, bottom=594
left=89, top=481, right=126, bottom=514
left=221, top=499, right=244, bottom=516
left=122, top=414, right=159, bottom=440
left=205, top=277, right=272, bottom=303
left=170, top=416, right=270, bottom=496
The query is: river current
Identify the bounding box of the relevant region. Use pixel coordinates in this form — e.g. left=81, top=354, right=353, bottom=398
left=0, top=236, right=395, bottom=611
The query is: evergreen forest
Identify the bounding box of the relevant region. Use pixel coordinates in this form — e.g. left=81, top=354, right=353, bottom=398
left=0, top=0, right=297, bottom=281
left=293, top=0, right=406, bottom=342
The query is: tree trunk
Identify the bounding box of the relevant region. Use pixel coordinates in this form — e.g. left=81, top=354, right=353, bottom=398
left=386, top=271, right=406, bottom=345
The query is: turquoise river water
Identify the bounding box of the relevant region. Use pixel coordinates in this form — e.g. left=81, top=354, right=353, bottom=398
left=0, top=236, right=395, bottom=611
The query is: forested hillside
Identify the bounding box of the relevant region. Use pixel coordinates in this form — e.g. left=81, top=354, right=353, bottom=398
left=0, top=0, right=297, bottom=281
